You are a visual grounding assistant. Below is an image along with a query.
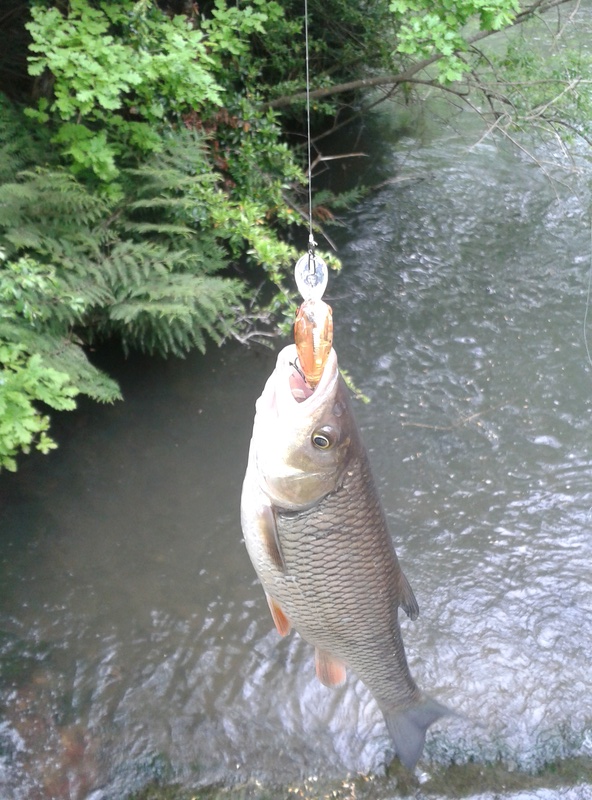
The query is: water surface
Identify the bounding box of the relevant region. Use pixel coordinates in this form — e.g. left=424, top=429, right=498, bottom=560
left=1, top=103, right=592, bottom=798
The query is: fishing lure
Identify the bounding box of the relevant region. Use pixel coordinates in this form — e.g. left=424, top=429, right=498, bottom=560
left=294, top=241, right=333, bottom=390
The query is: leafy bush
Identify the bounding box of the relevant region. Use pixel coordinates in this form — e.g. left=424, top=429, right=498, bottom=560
left=0, top=1, right=310, bottom=469
left=25, top=0, right=283, bottom=184
left=0, top=99, right=282, bottom=470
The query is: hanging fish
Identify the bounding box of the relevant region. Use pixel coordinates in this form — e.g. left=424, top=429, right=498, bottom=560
left=240, top=343, right=451, bottom=770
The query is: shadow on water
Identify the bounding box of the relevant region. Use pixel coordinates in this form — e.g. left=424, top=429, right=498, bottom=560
left=2, top=98, right=592, bottom=798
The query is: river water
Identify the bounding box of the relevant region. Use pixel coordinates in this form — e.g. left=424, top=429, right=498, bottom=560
left=1, top=100, right=592, bottom=798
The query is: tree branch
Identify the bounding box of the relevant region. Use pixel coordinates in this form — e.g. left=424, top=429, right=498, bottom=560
left=264, top=0, right=575, bottom=111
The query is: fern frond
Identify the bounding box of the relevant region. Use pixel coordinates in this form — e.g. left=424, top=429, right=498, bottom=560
left=106, top=274, right=245, bottom=355
left=119, top=221, right=195, bottom=237
left=126, top=196, right=197, bottom=212
left=102, top=240, right=177, bottom=285
left=0, top=97, right=52, bottom=182
left=17, top=169, right=111, bottom=224
left=0, top=117, right=254, bottom=390
left=0, top=320, right=121, bottom=403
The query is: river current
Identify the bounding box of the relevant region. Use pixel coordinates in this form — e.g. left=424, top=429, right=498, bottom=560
left=1, top=101, right=592, bottom=798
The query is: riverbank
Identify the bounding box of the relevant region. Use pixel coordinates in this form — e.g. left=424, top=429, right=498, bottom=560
left=127, top=757, right=592, bottom=800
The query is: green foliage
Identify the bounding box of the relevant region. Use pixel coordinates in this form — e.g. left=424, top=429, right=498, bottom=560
left=256, top=0, right=400, bottom=110
left=22, top=0, right=305, bottom=317
left=2, top=0, right=321, bottom=470
left=202, top=0, right=284, bottom=63
left=0, top=99, right=281, bottom=469
left=243, top=0, right=523, bottom=111
left=389, top=0, right=520, bottom=82
left=0, top=114, right=252, bottom=358
left=25, top=0, right=290, bottom=186
left=96, top=136, right=250, bottom=355
left=482, top=25, right=592, bottom=148
left=26, top=0, right=222, bottom=181
left=0, top=342, right=78, bottom=472
left=0, top=249, right=82, bottom=471
left=0, top=136, right=112, bottom=469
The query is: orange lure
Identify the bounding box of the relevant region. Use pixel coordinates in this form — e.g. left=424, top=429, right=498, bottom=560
left=294, top=298, right=333, bottom=390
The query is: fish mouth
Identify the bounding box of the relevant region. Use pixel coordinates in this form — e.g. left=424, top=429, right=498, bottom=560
left=254, top=344, right=343, bottom=510
left=276, top=344, right=339, bottom=412
left=255, top=344, right=339, bottom=423
left=288, top=363, right=314, bottom=402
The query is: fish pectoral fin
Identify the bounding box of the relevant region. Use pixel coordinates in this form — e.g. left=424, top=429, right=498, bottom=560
left=258, top=503, right=286, bottom=573
left=265, top=594, right=291, bottom=636
left=315, top=648, right=346, bottom=687
left=399, top=571, right=420, bottom=620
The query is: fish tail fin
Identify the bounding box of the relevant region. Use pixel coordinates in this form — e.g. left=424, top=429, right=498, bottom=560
left=383, top=695, right=451, bottom=771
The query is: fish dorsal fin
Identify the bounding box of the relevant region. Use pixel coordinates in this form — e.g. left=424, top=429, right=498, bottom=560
left=258, top=503, right=286, bottom=572
left=399, top=571, right=419, bottom=620
left=315, top=648, right=346, bottom=687
left=265, top=594, right=292, bottom=636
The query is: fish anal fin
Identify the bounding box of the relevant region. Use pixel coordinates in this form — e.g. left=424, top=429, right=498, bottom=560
left=265, top=594, right=291, bottom=636
left=399, top=570, right=419, bottom=621
left=315, top=648, right=346, bottom=687
left=258, top=503, right=286, bottom=572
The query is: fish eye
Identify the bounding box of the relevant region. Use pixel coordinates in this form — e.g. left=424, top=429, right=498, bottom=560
left=311, top=427, right=334, bottom=450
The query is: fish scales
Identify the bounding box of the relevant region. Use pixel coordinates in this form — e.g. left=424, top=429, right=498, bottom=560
left=241, top=344, right=451, bottom=769
left=274, top=454, right=421, bottom=712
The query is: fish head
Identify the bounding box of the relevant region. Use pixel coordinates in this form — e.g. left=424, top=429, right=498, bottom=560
left=251, top=344, right=356, bottom=511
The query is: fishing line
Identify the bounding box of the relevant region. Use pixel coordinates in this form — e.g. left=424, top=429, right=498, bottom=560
left=292, top=1, right=333, bottom=391
left=304, top=0, right=314, bottom=249
left=294, top=0, right=328, bottom=303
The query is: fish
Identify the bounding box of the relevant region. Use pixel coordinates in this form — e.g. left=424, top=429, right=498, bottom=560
left=240, top=343, right=450, bottom=769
